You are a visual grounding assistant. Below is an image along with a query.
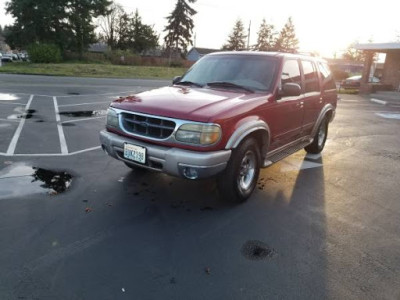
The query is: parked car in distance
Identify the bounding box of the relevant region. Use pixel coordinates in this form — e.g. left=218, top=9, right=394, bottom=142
left=100, top=51, right=338, bottom=203
left=340, top=75, right=380, bottom=89
left=1, top=53, right=14, bottom=63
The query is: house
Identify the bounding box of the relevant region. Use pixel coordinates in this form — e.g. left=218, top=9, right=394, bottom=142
left=355, top=43, right=400, bottom=93
left=88, top=43, right=109, bottom=53
left=324, top=58, right=364, bottom=74
left=186, top=47, right=219, bottom=61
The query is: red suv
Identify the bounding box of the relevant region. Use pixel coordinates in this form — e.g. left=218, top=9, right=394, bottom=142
left=100, top=52, right=337, bottom=203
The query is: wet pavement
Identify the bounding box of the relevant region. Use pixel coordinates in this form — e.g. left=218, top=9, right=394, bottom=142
left=1, top=74, right=400, bottom=299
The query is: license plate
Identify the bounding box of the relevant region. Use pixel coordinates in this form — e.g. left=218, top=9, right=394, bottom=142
left=123, top=143, right=146, bottom=164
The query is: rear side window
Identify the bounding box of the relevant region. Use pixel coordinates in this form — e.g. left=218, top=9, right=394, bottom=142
left=317, top=62, right=336, bottom=90
left=281, top=60, right=301, bottom=87
left=302, top=60, right=320, bottom=93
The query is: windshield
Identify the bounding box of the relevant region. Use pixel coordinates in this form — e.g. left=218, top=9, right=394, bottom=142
left=180, top=54, right=278, bottom=92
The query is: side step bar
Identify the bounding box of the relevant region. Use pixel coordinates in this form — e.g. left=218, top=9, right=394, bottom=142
left=262, top=138, right=312, bottom=167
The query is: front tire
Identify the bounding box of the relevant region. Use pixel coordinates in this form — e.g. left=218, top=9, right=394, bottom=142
left=217, top=137, right=260, bottom=203
left=305, top=117, right=328, bottom=154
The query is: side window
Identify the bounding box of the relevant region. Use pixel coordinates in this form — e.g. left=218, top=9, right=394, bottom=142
left=281, top=60, right=301, bottom=87
left=302, top=60, right=320, bottom=93
left=318, top=62, right=336, bottom=90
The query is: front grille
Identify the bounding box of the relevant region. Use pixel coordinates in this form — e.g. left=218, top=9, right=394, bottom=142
left=121, top=113, right=176, bottom=139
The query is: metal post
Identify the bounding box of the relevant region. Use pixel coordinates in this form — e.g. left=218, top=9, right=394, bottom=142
left=247, top=20, right=251, bottom=50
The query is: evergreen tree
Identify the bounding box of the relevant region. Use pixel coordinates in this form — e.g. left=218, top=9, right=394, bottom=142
left=274, top=17, right=299, bottom=53
left=222, top=19, right=247, bottom=51
left=131, top=10, right=159, bottom=53
left=164, top=0, right=197, bottom=54
left=254, top=19, right=276, bottom=51
left=5, top=0, right=111, bottom=54
left=68, top=0, right=111, bottom=56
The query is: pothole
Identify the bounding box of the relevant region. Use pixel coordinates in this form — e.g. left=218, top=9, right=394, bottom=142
left=7, top=109, right=37, bottom=120
left=59, top=110, right=107, bottom=117
left=0, top=164, right=73, bottom=199
left=241, top=240, right=276, bottom=261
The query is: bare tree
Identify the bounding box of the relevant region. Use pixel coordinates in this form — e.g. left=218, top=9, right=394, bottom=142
left=97, top=2, right=124, bottom=49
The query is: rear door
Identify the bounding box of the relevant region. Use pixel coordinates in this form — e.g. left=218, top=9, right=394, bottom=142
left=300, top=59, right=322, bottom=135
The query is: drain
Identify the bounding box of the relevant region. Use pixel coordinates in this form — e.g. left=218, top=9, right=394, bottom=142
left=67, top=92, right=80, bottom=95
left=241, top=240, right=276, bottom=261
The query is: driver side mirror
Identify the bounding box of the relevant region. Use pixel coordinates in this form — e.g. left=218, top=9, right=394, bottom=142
left=172, top=76, right=182, bottom=85
left=280, top=83, right=302, bottom=97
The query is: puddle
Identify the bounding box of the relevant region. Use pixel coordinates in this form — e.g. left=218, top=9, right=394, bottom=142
left=59, top=110, right=107, bottom=117
left=61, top=123, right=76, bottom=127
left=241, top=240, right=276, bottom=261
left=0, top=93, right=20, bottom=101
left=7, top=109, right=37, bottom=120
left=67, top=92, right=80, bottom=95
left=0, top=164, right=72, bottom=199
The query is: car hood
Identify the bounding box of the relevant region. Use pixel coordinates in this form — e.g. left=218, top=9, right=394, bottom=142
left=110, top=86, right=266, bottom=123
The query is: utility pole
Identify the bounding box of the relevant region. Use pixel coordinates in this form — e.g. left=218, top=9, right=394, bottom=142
left=194, top=32, right=196, bottom=47
left=247, top=20, right=251, bottom=50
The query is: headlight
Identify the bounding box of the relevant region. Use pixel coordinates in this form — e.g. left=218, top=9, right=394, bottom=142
left=106, top=108, right=119, bottom=128
left=175, top=123, right=221, bottom=145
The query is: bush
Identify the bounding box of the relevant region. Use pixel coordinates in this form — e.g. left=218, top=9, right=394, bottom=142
left=27, top=43, right=62, bottom=63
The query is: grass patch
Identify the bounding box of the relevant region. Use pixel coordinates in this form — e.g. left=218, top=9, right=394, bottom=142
left=0, top=62, right=187, bottom=79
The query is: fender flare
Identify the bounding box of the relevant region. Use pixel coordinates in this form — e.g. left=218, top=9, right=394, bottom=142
left=311, top=103, right=335, bottom=137
left=225, top=119, right=270, bottom=150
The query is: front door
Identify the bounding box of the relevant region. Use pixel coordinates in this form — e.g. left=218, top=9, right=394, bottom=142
left=269, top=59, right=304, bottom=149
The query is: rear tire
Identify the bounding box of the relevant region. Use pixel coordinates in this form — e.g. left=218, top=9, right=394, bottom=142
left=217, top=137, right=260, bottom=203
left=305, top=117, right=328, bottom=154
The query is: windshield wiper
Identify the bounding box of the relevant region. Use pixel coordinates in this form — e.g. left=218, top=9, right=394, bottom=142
left=175, top=81, right=204, bottom=88
left=206, top=81, right=254, bottom=93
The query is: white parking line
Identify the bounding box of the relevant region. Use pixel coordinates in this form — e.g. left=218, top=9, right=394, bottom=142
left=0, top=118, right=20, bottom=122
left=53, top=97, right=69, bottom=154
left=61, top=116, right=106, bottom=124
left=6, top=95, right=34, bottom=155
left=0, top=146, right=101, bottom=157
left=370, top=98, right=387, bottom=105
left=0, top=102, right=28, bottom=106
left=58, top=101, right=111, bottom=107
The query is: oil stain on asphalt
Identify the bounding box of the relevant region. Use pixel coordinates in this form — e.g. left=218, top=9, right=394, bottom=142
left=0, top=163, right=73, bottom=199
left=241, top=240, right=277, bottom=261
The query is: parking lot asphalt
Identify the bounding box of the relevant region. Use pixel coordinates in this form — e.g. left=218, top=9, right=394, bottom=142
left=1, top=74, right=400, bottom=299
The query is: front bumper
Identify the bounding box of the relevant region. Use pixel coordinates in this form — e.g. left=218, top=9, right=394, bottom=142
left=100, top=130, right=231, bottom=179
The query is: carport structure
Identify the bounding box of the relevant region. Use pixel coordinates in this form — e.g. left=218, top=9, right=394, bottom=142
left=355, top=43, right=400, bottom=93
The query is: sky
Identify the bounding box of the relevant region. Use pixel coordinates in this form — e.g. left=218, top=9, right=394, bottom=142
left=1, top=0, right=400, bottom=58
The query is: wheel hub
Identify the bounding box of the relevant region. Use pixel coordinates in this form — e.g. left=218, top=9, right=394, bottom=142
left=238, top=151, right=256, bottom=191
